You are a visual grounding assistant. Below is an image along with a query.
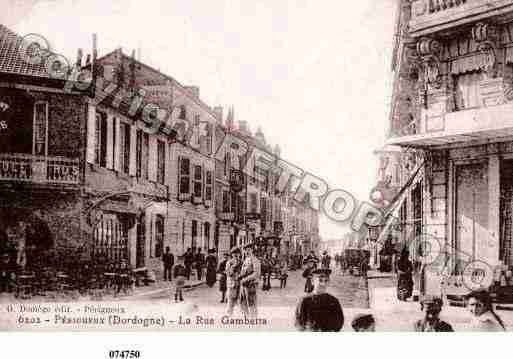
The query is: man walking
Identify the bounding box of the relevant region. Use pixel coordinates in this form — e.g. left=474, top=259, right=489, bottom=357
left=295, top=268, right=344, bottom=331
left=239, top=243, right=261, bottom=318
left=226, top=247, right=243, bottom=316
left=184, top=248, right=193, bottom=280
left=162, top=247, right=174, bottom=281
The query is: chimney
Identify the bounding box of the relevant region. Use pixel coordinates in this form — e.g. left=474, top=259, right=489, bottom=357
left=213, top=106, right=223, bottom=123
left=226, top=106, right=234, bottom=131
left=185, top=86, right=200, bottom=99
left=76, top=48, right=83, bottom=69
left=130, top=49, right=136, bottom=88
left=92, top=33, right=97, bottom=69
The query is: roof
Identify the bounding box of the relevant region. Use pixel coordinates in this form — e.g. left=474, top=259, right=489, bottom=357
left=97, top=48, right=220, bottom=120
left=0, top=24, right=56, bottom=79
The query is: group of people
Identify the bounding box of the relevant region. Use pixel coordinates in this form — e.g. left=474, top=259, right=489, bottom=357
left=295, top=258, right=507, bottom=332
left=163, top=247, right=219, bottom=284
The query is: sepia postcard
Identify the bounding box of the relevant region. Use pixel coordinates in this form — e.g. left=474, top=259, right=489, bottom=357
left=1, top=0, right=513, bottom=337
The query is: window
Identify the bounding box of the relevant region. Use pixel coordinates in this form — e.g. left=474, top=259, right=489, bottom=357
left=135, top=130, right=149, bottom=179
left=204, top=222, right=210, bottom=250
left=453, top=71, right=484, bottom=111
left=178, top=157, right=191, bottom=200
left=261, top=197, right=267, bottom=229
left=33, top=102, right=48, bottom=156
left=193, top=165, right=203, bottom=202
left=222, top=190, right=230, bottom=213
left=231, top=191, right=237, bottom=214
left=120, top=123, right=131, bottom=174
left=249, top=193, right=258, bottom=213
left=94, top=112, right=108, bottom=167
left=155, top=215, right=164, bottom=258
left=157, top=140, right=165, bottom=185
left=205, top=170, right=213, bottom=206
left=191, top=220, right=198, bottom=250
left=179, top=105, right=187, bottom=120
left=203, top=123, right=212, bottom=154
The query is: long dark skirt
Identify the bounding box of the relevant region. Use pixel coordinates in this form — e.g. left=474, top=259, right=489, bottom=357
left=304, top=278, right=313, bottom=293
left=206, top=266, right=217, bottom=287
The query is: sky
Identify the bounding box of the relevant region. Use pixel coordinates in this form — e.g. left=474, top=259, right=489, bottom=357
left=3, top=0, right=397, bottom=240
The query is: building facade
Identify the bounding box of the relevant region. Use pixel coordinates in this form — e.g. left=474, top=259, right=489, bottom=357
left=384, top=0, right=513, bottom=296
left=0, top=24, right=321, bottom=281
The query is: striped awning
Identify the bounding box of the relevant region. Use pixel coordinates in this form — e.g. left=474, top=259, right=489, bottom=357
left=375, top=162, right=425, bottom=244
left=449, top=53, right=488, bottom=75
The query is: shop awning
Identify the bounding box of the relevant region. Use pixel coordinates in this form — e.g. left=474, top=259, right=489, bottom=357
left=375, top=161, right=425, bottom=244
left=98, top=199, right=138, bottom=215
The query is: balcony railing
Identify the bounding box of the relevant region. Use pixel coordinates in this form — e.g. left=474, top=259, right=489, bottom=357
left=0, top=153, right=80, bottom=185
left=410, top=0, right=513, bottom=35
left=427, top=0, right=467, bottom=13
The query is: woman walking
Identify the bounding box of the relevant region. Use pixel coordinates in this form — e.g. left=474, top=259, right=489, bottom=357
left=205, top=249, right=218, bottom=288
left=396, top=249, right=413, bottom=301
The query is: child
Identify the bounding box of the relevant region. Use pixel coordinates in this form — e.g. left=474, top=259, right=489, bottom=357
left=279, top=258, right=288, bottom=289
left=173, top=256, right=187, bottom=302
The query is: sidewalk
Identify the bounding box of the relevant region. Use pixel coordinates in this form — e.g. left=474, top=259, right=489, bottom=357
left=0, top=278, right=205, bottom=303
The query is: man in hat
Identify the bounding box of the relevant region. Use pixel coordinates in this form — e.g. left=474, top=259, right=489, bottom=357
left=295, top=268, right=344, bottom=331
left=320, top=250, right=331, bottom=270
left=162, top=246, right=174, bottom=281
left=302, top=258, right=316, bottom=293
left=226, top=247, right=243, bottom=315
left=239, top=243, right=261, bottom=318
left=413, top=295, right=453, bottom=332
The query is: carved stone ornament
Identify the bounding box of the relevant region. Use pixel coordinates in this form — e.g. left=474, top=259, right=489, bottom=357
left=472, top=22, right=499, bottom=77
left=415, top=37, right=442, bottom=89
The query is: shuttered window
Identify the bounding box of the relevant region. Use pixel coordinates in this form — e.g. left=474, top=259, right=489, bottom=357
left=120, top=123, right=131, bottom=174
left=193, top=164, right=203, bottom=203
left=157, top=140, right=165, bottom=185
left=178, top=156, right=191, bottom=200
left=205, top=169, right=213, bottom=206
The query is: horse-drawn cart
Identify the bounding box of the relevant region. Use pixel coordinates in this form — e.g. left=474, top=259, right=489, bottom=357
left=344, top=248, right=370, bottom=276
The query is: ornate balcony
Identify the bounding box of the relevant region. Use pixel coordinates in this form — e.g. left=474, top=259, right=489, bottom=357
left=388, top=100, right=513, bottom=147
left=410, top=0, right=513, bottom=36
left=0, top=153, right=80, bottom=185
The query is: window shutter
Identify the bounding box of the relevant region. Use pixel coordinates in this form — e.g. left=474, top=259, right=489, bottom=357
left=113, top=117, right=121, bottom=172
left=205, top=169, right=213, bottom=207
left=129, top=125, right=137, bottom=176
left=86, top=103, right=96, bottom=164
left=148, top=136, right=157, bottom=182
left=106, top=114, right=114, bottom=169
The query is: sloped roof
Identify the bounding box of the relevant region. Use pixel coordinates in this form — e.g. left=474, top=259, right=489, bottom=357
left=0, top=24, right=54, bottom=78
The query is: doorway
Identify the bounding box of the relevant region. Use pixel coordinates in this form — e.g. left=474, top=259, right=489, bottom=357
left=454, top=162, right=488, bottom=274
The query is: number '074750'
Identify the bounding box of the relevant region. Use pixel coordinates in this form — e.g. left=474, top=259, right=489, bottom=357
left=108, top=350, right=140, bottom=359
